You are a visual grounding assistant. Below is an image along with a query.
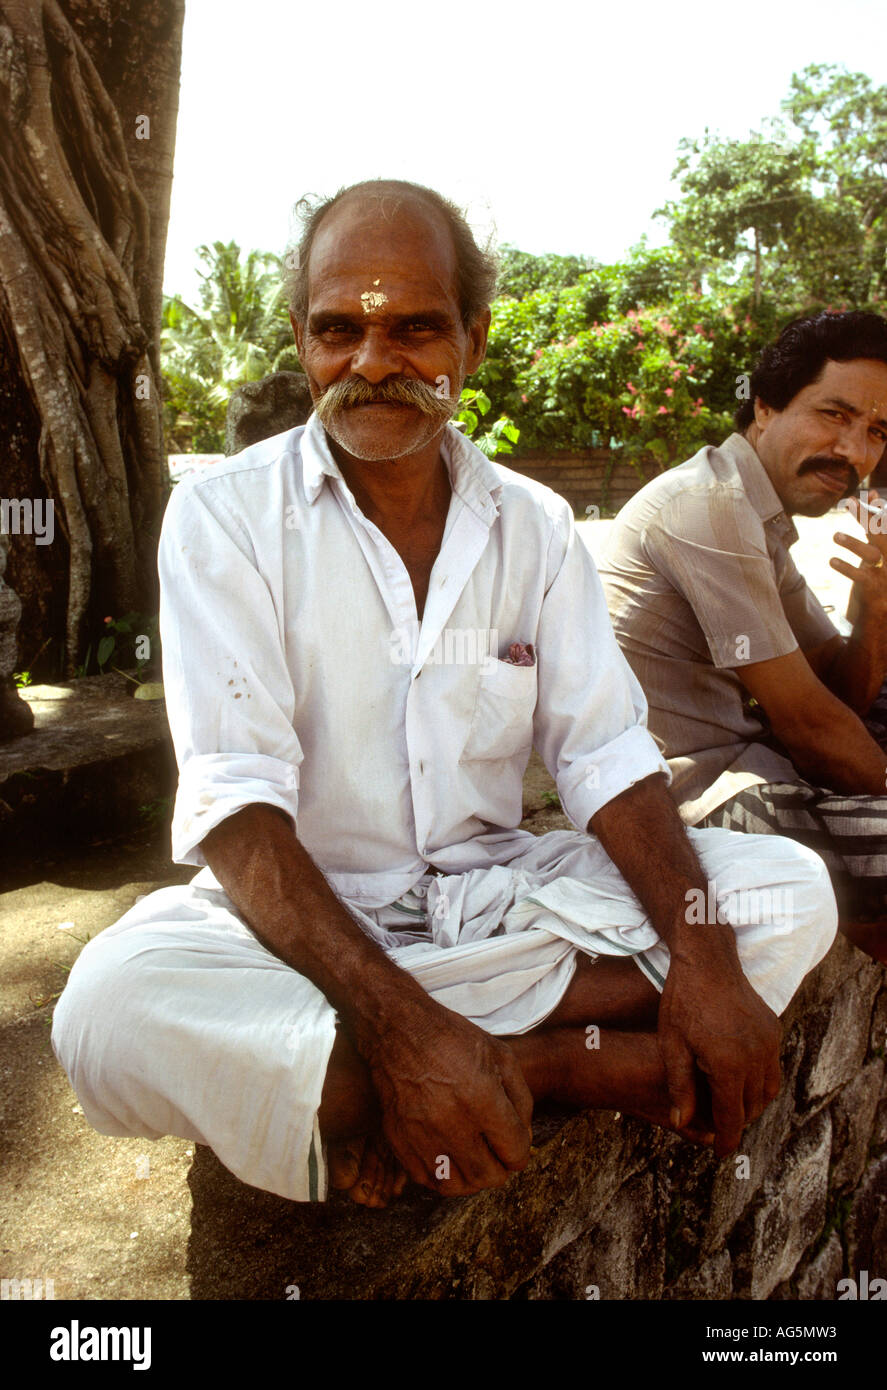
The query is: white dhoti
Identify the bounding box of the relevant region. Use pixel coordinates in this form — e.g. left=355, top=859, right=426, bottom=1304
left=51, top=828, right=836, bottom=1203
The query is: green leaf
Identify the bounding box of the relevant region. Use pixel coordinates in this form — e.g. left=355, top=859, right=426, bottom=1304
left=97, top=635, right=115, bottom=669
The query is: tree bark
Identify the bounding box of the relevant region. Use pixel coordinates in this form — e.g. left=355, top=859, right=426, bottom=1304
left=0, top=0, right=184, bottom=674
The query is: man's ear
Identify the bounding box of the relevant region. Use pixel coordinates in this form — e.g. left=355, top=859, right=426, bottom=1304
left=753, top=396, right=774, bottom=430
left=465, top=306, right=491, bottom=374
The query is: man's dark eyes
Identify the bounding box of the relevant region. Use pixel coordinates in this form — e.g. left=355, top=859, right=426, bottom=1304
left=318, top=321, right=440, bottom=337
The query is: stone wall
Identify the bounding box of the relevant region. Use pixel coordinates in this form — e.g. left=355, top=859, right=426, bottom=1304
left=507, top=449, right=660, bottom=514
left=185, top=935, right=886, bottom=1300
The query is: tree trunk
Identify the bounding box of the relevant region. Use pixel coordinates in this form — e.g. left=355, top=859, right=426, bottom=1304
left=0, top=0, right=184, bottom=675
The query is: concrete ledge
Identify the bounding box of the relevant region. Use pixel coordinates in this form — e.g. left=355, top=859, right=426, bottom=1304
left=0, top=675, right=175, bottom=862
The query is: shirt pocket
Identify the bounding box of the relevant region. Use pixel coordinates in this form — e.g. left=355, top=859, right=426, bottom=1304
left=460, top=658, right=538, bottom=762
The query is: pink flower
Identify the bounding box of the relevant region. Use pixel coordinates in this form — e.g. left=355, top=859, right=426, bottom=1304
left=521, top=393, right=528, bottom=403
left=627, top=382, right=636, bottom=394
left=665, top=387, right=674, bottom=397
left=533, top=348, right=544, bottom=361
left=673, top=370, right=681, bottom=381
left=657, top=406, right=668, bottom=415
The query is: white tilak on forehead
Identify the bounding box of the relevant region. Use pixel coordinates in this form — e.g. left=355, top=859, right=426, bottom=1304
left=360, top=277, right=388, bottom=313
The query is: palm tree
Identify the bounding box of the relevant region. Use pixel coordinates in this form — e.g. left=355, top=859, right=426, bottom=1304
left=161, top=241, right=301, bottom=451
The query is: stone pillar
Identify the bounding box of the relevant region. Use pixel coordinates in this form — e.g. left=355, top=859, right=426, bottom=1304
left=225, top=371, right=313, bottom=455
left=0, top=533, right=34, bottom=741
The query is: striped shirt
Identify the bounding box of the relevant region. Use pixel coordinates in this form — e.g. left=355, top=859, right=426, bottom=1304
left=598, top=433, right=837, bottom=824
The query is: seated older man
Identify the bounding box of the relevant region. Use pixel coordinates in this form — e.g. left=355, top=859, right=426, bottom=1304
left=52, top=181, right=835, bottom=1209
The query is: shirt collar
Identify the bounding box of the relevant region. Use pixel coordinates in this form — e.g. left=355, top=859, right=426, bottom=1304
left=300, top=410, right=503, bottom=524
left=718, top=431, right=799, bottom=545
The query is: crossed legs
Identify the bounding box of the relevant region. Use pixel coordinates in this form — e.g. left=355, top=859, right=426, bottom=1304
left=324, top=954, right=715, bottom=1207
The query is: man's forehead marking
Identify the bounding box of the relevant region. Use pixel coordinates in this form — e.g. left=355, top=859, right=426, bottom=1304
left=361, top=284, right=388, bottom=314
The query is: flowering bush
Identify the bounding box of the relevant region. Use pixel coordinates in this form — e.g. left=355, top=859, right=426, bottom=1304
left=473, top=256, right=775, bottom=468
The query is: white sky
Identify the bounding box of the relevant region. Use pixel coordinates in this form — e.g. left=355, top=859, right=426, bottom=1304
left=162, top=0, right=887, bottom=304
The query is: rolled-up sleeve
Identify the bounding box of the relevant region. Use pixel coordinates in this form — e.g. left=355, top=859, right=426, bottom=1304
left=158, top=478, right=303, bottom=866
left=533, top=504, right=671, bottom=831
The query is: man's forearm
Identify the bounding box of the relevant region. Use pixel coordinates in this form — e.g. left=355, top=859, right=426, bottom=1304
left=773, top=701, right=887, bottom=794
left=588, top=774, right=740, bottom=962
left=200, top=803, right=438, bottom=1056
left=820, top=623, right=887, bottom=715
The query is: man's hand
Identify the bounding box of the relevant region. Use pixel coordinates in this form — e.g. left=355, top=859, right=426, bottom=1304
left=657, top=936, right=782, bottom=1157
left=202, top=804, right=533, bottom=1199
left=590, top=775, right=784, bottom=1155
left=832, top=491, right=887, bottom=609
left=358, top=1000, right=533, bottom=1197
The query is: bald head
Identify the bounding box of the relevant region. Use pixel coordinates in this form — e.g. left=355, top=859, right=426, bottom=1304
left=284, top=178, right=497, bottom=329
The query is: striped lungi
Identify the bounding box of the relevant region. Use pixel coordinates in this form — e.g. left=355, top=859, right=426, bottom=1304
left=700, top=683, right=887, bottom=919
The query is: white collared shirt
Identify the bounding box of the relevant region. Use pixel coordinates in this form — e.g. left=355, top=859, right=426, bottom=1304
left=158, top=413, right=669, bottom=908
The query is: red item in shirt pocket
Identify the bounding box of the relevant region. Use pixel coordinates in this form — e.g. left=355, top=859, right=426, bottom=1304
left=502, top=641, right=536, bottom=667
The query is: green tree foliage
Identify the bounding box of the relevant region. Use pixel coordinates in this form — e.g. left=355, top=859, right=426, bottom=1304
left=659, top=65, right=887, bottom=314
left=161, top=241, right=299, bottom=450
left=495, top=246, right=598, bottom=299
left=659, top=125, right=811, bottom=306
left=783, top=64, right=887, bottom=305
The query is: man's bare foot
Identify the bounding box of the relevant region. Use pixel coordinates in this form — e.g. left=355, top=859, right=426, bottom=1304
left=839, top=916, right=887, bottom=965
left=509, top=1027, right=717, bottom=1146
left=328, top=1133, right=408, bottom=1208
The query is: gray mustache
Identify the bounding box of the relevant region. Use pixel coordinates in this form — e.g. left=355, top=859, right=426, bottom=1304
left=315, top=376, right=456, bottom=423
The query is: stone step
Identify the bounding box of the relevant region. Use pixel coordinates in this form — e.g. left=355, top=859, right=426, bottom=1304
left=0, top=673, right=176, bottom=865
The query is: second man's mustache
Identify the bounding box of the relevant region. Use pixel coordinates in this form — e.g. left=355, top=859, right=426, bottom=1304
left=798, top=455, right=857, bottom=492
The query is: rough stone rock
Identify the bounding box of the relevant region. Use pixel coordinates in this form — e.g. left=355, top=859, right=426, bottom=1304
left=799, top=967, right=882, bottom=1105
left=844, top=1153, right=887, bottom=1278
left=665, top=1248, right=733, bottom=1301
left=830, top=1059, right=884, bottom=1191
left=772, top=1233, right=844, bottom=1300
left=701, top=1020, right=805, bottom=1257
left=732, top=1110, right=832, bottom=1300
left=225, top=371, right=313, bottom=454
left=516, top=1167, right=667, bottom=1300
left=186, top=1110, right=666, bottom=1300
left=791, top=934, right=866, bottom=1012
left=870, top=984, right=887, bottom=1058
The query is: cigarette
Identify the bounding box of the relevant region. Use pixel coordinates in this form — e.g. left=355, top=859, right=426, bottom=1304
left=855, top=498, right=887, bottom=516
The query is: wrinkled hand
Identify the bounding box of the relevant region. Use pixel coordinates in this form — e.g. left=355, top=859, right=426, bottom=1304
left=364, top=1004, right=533, bottom=1197
left=658, top=946, right=782, bottom=1158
